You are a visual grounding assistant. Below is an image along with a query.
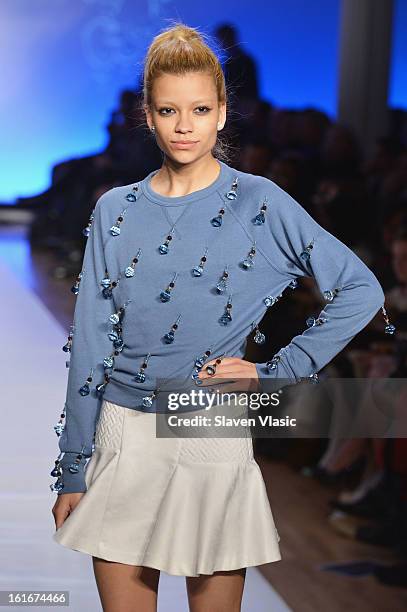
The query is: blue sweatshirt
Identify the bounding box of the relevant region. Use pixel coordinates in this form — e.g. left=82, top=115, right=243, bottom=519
left=50, top=159, right=388, bottom=495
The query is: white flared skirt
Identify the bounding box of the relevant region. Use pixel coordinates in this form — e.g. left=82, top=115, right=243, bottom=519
left=53, top=396, right=281, bottom=577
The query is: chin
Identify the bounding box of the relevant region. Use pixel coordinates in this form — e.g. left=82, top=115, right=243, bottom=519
left=166, top=149, right=203, bottom=162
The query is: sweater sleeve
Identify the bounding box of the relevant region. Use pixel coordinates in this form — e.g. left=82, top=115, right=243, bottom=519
left=51, top=191, right=117, bottom=495
left=254, top=181, right=387, bottom=388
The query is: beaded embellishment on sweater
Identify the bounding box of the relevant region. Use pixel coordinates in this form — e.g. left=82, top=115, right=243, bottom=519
left=50, top=173, right=395, bottom=493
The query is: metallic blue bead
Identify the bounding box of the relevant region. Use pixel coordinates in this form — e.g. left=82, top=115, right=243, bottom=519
left=142, top=395, right=153, bottom=408
left=323, top=290, right=334, bottom=301
left=266, top=355, right=280, bottom=372
left=113, top=338, right=124, bottom=349
left=226, top=190, right=237, bottom=200
left=79, top=383, right=90, bottom=396
left=125, top=193, right=137, bottom=202
left=50, top=465, right=62, bottom=478
left=71, top=284, right=79, bottom=295
left=300, top=250, right=311, bottom=262
left=210, top=215, right=222, bottom=227
left=103, top=356, right=114, bottom=368
left=62, top=341, right=71, bottom=353
left=96, top=382, right=106, bottom=395
left=192, top=265, right=204, bottom=276
left=50, top=480, right=64, bottom=492
left=306, top=316, right=316, bottom=327
left=219, top=313, right=232, bottom=325
left=216, top=279, right=227, bottom=292
left=254, top=330, right=266, bottom=344
left=125, top=266, right=135, bottom=277
left=108, top=330, right=119, bottom=341
left=82, top=227, right=90, bottom=237
left=110, top=225, right=121, bottom=236
left=164, top=330, right=175, bottom=343
left=158, top=243, right=169, bottom=254
left=240, top=258, right=253, bottom=269
left=54, top=423, right=64, bottom=435
left=264, top=295, right=279, bottom=307
left=68, top=462, right=80, bottom=474
left=100, top=277, right=111, bottom=288
left=134, top=371, right=146, bottom=383
left=385, top=323, right=396, bottom=335
left=160, top=290, right=171, bottom=302
left=252, top=211, right=265, bottom=225
left=102, top=287, right=113, bottom=299
left=109, top=313, right=120, bottom=324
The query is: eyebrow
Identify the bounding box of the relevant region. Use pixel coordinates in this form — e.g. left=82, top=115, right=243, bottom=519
left=155, top=100, right=213, bottom=105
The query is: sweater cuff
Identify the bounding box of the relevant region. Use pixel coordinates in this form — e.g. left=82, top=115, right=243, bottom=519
left=255, top=361, right=300, bottom=394
left=57, top=452, right=88, bottom=495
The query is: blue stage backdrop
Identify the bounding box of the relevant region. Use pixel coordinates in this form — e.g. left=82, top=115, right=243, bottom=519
left=0, top=0, right=405, bottom=203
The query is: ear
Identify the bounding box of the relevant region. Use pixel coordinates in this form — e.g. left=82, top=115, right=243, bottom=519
left=218, top=101, right=227, bottom=129
left=144, top=104, right=152, bottom=130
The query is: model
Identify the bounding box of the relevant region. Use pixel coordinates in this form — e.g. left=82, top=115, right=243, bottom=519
left=51, top=21, right=392, bottom=612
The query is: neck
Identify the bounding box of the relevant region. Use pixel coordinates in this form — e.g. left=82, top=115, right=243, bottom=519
left=150, top=155, right=221, bottom=198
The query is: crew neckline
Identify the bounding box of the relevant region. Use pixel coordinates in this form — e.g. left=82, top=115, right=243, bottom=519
left=141, top=159, right=233, bottom=206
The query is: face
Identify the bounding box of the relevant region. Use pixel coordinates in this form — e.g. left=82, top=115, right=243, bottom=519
left=144, top=71, right=226, bottom=164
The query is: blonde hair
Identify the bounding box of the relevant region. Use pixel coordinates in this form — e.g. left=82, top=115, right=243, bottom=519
left=140, top=21, right=235, bottom=162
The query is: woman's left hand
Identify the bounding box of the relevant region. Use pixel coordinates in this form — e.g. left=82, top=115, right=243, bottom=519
left=197, top=357, right=260, bottom=393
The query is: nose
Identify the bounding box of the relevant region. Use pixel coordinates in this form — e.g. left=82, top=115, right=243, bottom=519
left=175, top=112, right=194, bottom=133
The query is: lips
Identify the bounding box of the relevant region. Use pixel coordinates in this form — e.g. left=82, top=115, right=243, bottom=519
left=171, top=140, right=199, bottom=150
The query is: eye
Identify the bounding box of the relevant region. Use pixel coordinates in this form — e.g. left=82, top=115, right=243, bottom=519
left=157, top=106, right=212, bottom=115
left=158, top=107, right=174, bottom=115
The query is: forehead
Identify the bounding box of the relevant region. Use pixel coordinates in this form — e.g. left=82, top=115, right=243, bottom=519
left=151, top=71, right=217, bottom=102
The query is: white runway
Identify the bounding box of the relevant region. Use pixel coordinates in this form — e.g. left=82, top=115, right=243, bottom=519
left=0, top=226, right=290, bottom=611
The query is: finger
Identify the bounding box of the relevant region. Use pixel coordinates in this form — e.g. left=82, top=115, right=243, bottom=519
left=197, top=376, right=252, bottom=395
left=198, top=365, right=248, bottom=379
left=199, top=357, right=240, bottom=373
left=208, top=380, right=253, bottom=394
left=55, top=505, right=71, bottom=530
left=202, top=356, right=239, bottom=369
left=196, top=372, right=261, bottom=395
left=195, top=377, right=239, bottom=389
left=199, top=367, right=236, bottom=378
left=199, top=380, right=257, bottom=396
